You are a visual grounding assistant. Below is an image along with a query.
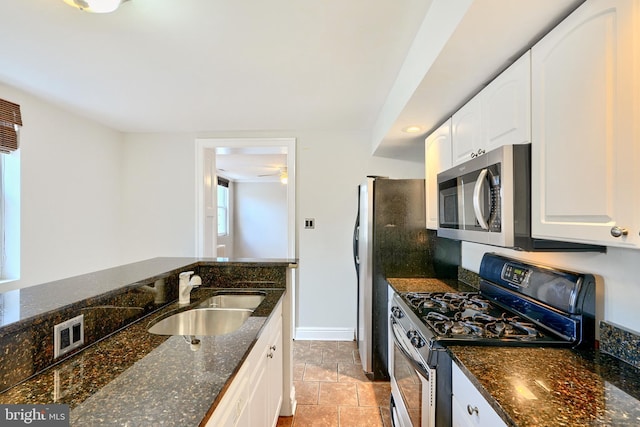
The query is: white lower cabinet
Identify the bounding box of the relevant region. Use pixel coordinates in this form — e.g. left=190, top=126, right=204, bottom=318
left=266, top=316, right=283, bottom=425
left=206, top=301, right=283, bottom=427
left=452, top=363, right=506, bottom=427
left=248, top=314, right=283, bottom=427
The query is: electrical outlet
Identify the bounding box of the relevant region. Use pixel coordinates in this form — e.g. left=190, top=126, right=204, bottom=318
left=304, top=218, right=315, bottom=229
left=54, top=314, right=84, bottom=359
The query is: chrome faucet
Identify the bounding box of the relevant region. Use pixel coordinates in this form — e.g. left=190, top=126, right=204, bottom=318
left=178, top=271, right=202, bottom=305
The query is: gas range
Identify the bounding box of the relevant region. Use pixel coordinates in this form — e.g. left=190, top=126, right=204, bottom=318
left=393, top=253, right=597, bottom=352
left=388, top=253, right=598, bottom=427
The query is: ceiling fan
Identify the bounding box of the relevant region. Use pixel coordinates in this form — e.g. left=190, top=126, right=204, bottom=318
left=258, top=167, right=288, bottom=184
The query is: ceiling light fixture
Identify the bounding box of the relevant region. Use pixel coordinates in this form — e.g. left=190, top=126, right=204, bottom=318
left=63, top=0, right=129, bottom=13
left=402, top=125, right=423, bottom=133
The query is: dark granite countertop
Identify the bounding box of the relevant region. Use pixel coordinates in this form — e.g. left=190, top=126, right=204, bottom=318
left=0, top=286, right=286, bottom=426
left=386, top=277, right=640, bottom=427
left=386, top=277, right=476, bottom=294
left=451, top=346, right=640, bottom=427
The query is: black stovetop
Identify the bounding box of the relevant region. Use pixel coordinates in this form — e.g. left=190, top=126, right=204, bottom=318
left=400, top=291, right=575, bottom=347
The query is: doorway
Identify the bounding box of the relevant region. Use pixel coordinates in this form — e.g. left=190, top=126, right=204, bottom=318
left=195, top=138, right=295, bottom=258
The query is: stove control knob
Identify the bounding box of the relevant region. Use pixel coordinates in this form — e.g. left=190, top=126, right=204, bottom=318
left=410, top=336, right=425, bottom=348
left=406, top=330, right=425, bottom=348
left=391, top=307, right=404, bottom=318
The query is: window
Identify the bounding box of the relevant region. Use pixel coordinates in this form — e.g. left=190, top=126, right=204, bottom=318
left=0, top=98, right=21, bottom=283
left=217, top=177, right=229, bottom=236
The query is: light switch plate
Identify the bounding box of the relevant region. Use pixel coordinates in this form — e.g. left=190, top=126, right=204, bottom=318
left=54, top=314, right=84, bottom=359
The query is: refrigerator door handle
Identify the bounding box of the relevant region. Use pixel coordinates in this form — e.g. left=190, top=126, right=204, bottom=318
left=353, top=225, right=360, bottom=271
left=353, top=219, right=360, bottom=270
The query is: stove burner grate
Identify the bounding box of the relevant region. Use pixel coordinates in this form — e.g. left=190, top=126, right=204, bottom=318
left=422, top=310, right=543, bottom=340
left=405, top=292, right=492, bottom=315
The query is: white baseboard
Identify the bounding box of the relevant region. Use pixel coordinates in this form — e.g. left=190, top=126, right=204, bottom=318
left=294, top=327, right=355, bottom=341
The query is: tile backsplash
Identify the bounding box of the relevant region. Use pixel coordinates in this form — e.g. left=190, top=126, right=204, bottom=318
left=599, top=321, right=640, bottom=369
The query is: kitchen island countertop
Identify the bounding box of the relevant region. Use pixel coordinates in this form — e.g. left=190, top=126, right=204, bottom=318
left=387, top=277, right=640, bottom=427
left=0, top=286, right=285, bottom=426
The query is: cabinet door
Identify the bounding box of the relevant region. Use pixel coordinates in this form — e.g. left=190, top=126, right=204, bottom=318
left=482, top=51, right=531, bottom=151
left=452, top=363, right=507, bottom=427
left=425, top=120, right=452, bottom=229
left=267, top=316, right=283, bottom=427
left=205, top=376, right=248, bottom=427
left=531, top=0, right=640, bottom=248
left=247, top=352, right=269, bottom=427
left=451, top=93, right=482, bottom=166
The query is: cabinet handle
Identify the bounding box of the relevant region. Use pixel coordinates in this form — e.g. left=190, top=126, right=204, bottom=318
left=470, top=149, right=486, bottom=159
left=267, top=352, right=274, bottom=359
left=610, top=226, right=629, bottom=238
left=467, top=405, right=479, bottom=416
left=270, top=345, right=277, bottom=351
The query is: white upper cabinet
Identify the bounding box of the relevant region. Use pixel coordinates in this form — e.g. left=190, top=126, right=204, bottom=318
left=531, top=0, right=640, bottom=248
left=425, top=119, right=452, bottom=229
left=451, top=93, right=482, bottom=165
left=481, top=51, right=531, bottom=151
left=452, top=51, right=531, bottom=166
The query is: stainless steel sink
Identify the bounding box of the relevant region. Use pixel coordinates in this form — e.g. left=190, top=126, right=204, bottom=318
left=147, top=308, right=252, bottom=336
left=196, top=294, right=265, bottom=310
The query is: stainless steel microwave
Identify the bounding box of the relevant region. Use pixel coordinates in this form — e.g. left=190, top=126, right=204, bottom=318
left=437, top=144, right=604, bottom=252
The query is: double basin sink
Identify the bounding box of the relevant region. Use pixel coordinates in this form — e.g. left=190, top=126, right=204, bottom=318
left=147, top=292, right=266, bottom=337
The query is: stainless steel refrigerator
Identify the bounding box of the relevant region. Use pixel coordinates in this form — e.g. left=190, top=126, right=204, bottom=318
left=353, top=177, right=432, bottom=380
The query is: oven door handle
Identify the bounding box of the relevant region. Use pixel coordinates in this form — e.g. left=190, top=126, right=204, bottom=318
left=472, top=168, right=490, bottom=230
left=389, top=316, right=430, bottom=380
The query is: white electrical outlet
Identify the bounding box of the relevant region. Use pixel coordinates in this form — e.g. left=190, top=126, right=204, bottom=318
left=54, top=314, right=84, bottom=359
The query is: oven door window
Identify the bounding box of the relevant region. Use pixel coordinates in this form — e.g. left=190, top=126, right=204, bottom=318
left=393, top=343, right=422, bottom=426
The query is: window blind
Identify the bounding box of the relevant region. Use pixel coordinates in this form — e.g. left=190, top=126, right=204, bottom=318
left=218, top=177, right=229, bottom=187
left=0, top=98, right=22, bottom=153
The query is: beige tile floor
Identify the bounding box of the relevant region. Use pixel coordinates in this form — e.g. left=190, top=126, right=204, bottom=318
left=276, top=340, right=392, bottom=427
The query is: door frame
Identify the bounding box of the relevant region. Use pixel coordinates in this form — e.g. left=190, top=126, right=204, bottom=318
left=195, top=137, right=296, bottom=259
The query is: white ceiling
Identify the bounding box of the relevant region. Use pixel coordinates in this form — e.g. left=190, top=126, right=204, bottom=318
left=1, top=0, right=584, bottom=175
left=377, top=0, right=584, bottom=159
left=217, top=153, right=287, bottom=183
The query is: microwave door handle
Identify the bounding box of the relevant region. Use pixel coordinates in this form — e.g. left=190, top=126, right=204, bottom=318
left=472, top=168, right=490, bottom=230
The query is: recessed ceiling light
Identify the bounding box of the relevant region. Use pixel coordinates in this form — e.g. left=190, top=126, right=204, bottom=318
left=402, top=125, right=422, bottom=133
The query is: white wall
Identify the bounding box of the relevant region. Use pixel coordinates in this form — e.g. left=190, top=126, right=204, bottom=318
left=118, top=130, right=424, bottom=340
left=461, top=242, right=640, bottom=336
left=0, top=84, right=124, bottom=291
left=233, top=182, right=287, bottom=258
left=120, top=132, right=197, bottom=262
left=295, top=130, right=425, bottom=339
